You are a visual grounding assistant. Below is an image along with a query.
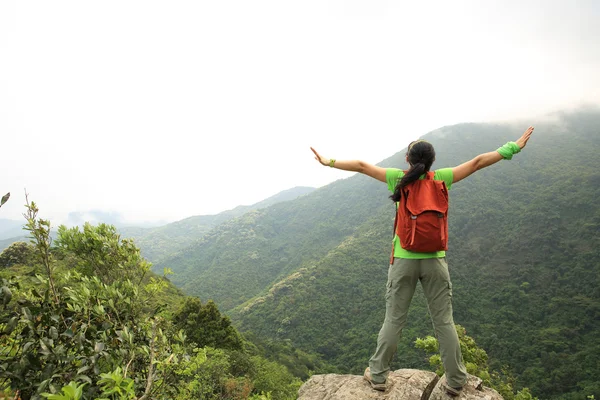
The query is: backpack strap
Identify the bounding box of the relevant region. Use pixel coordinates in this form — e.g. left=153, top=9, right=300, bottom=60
left=390, top=203, right=398, bottom=264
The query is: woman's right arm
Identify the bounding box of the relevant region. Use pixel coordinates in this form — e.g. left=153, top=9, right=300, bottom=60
left=452, top=126, right=534, bottom=184
left=310, top=147, right=387, bottom=183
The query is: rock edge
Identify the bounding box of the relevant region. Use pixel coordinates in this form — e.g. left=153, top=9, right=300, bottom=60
left=298, top=369, right=503, bottom=400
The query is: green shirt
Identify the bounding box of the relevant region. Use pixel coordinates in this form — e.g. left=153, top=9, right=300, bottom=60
left=386, top=168, right=454, bottom=259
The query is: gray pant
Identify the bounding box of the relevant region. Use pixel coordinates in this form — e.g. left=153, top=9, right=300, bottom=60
left=368, top=257, right=467, bottom=388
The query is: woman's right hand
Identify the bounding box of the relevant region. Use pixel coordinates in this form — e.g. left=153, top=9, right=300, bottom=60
left=310, top=147, right=387, bottom=182
left=310, top=147, right=329, bottom=166
left=515, top=126, right=535, bottom=149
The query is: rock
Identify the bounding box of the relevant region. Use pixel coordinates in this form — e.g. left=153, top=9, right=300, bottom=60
left=428, top=374, right=503, bottom=400
left=298, top=370, right=504, bottom=400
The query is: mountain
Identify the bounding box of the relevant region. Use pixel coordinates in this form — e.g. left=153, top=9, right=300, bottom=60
left=0, top=219, right=26, bottom=241
left=0, top=236, right=26, bottom=252
left=156, top=108, right=600, bottom=399
left=0, top=187, right=315, bottom=257
left=0, top=231, right=60, bottom=253
left=120, top=186, right=315, bottom=264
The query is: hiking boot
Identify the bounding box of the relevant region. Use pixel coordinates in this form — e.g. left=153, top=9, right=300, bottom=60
left=363, top=367, right=386, bottom=391
left=440, top=377, right=463, bottom=397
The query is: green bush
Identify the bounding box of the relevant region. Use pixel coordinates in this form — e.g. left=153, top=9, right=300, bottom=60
left=0, top=200, right=302, bottom=400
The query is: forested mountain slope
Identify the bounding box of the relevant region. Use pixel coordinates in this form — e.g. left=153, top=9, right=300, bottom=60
left=161, top=108, right=600, bottom=399
left=119, top=186, right=315, bottom=263
left=157, top=170, right=392, bottom=310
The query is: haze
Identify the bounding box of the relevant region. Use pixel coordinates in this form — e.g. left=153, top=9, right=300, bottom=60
left=1, top=0, right=599, bottom=226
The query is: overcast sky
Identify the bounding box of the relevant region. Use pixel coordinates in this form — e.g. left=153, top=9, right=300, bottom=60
left=1, top=0, right=599, bottom=226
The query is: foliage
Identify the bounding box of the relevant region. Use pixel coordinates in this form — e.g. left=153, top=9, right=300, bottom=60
left=22, top=196, right=58, bottom=304
left=415, top=325, right=537, bottom=400
left=173, top=297, right=243, bottom=351
left=249, top=355, right=302, bottom=399
left=242, top=332, right=336, bottom=380
left=0, top=242, right=34, bottom=269
left=54, top=223, right=150, bottom=285
left=166, top=346, right=301, bottom=399
left=0, top=201, right=302, bottom=400
left=96, top=367, right=135, bottom=399
left=0, top=268, right=175, bottom=398
left=42, top=381, right=85, bottom=400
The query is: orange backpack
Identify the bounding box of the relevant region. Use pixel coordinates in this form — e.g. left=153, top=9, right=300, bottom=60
left=392, top=171, right=449, bottom=256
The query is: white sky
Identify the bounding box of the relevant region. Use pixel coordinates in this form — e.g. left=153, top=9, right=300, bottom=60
left=1, top=0, right=599, bottom=225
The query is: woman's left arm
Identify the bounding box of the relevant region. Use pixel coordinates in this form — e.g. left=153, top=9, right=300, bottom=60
left=310, top=147, right=387, bottom=183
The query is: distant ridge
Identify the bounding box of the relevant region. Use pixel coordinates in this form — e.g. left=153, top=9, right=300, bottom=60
left=120, top=186, right=316, bottom=263
left=0, top=187, right=315, bottom=257
left=0, top=218, right=26, bottom=241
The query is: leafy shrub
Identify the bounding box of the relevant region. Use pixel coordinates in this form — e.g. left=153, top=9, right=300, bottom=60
left=415, top=325, right=538, bottom=400
left=0, top=199, right=301, bottom=400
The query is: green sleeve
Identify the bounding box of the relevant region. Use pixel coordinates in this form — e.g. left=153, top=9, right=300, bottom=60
left=386, top=168, right=404, bottom=192
left=434, top=168, right=453, bottom=190
left=388, top=168, right=452, bottom=192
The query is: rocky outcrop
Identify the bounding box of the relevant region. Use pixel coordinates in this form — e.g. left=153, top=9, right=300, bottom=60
left=298, top=369, right=503, bottom=400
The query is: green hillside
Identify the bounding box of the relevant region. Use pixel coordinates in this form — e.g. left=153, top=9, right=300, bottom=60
left=158, top=108, right=600, bottom=399
left=120, top=186, right=315, bottom=264
left=158, top=174, right=390, bottom=310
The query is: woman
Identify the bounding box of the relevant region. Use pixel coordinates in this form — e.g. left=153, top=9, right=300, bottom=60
left=310, top=126, right=534, bottom=395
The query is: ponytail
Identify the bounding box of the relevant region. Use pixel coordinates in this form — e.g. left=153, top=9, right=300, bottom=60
left=390, top=140, right=436, bottom=202
left=390, top=163, right=426, bottom=202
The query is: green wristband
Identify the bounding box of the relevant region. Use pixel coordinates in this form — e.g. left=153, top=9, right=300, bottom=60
left=329, top=158, right=336, bottom=167
left=496, top=141, right=521, bottom=160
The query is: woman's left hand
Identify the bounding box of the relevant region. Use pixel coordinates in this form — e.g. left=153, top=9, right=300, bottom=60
left=515, top=126, right=535, bottom=149
left=310, top=147, right=329, bottom=166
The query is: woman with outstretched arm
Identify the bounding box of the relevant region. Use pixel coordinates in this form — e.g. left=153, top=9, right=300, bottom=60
left=310, top=126, right=534, bottom=396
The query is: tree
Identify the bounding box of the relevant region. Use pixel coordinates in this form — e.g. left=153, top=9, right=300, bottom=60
left=54, top=223, right=150, bottom=284
left=0, top=242, right=34, bottom=268
left=173, top=297, right=243, bottom=351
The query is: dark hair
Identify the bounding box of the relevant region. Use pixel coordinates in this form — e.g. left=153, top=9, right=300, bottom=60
left=390, top=140, right=436, bottom=202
